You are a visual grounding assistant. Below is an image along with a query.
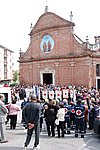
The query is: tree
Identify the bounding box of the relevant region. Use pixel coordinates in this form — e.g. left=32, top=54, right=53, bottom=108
left=13, top=70, right=19, bottom=83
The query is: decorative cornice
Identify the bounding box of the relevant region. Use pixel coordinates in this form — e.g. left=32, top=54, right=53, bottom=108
left=18, top=54, right=96, bottom=63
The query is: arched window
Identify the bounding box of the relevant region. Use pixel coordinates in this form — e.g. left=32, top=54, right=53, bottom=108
left=40, top=35, right=54, bottom=53
left=96, top=64, right=100, bottom=76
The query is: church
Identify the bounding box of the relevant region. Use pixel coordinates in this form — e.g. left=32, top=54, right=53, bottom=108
left=19, top=6, right=100, bottom=89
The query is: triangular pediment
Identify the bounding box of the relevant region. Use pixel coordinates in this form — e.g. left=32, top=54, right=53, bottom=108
left=30, top=12, right=75, bottom=35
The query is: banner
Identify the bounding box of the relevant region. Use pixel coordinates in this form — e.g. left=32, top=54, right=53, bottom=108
left=73, top=89, right=76, bottom=104
left=63, top=89, right=68, bottom=98
left=49, top=90, right=54, bottom=99
left=70, top=89, right=73, bottom=99
left=55, top=90, right=62, bottom=101
left=38, top=88, right=40, bottom=100
left=42, top=90, right=48, bottom=99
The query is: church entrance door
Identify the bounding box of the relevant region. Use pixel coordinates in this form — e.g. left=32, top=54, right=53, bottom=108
left=43, top=73, right=53, bottom=85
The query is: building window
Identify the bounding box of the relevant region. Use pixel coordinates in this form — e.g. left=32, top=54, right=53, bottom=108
left=4, top=57, right=7, bottom=64
left=4, top=49, right=7, bottom=57
left=4, top=65, right=7, bottom=73
left=96, top=64, right=100, bottom=76
left=4, top=73, right=7, bottom=79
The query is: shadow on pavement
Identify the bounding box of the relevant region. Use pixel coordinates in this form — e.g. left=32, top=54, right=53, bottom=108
left=83, top=132, right=100, bottom=150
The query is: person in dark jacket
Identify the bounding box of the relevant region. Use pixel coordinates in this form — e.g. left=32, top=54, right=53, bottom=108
left=44, top=102, right=56, bottom=137
left=21, top=98, right=28, bottom=109
left=22, top=95, right=41, bottom=150
left=70, top=101, right=75, bottom=130
left=21, top=98, right=29, bottom=128
left=74, top=98, right=85, bottom=138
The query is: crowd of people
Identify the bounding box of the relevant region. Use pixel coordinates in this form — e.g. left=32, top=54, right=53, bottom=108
left=13, top=84, right=100, bottom=138
left=0, top=84, right=100, bottom=150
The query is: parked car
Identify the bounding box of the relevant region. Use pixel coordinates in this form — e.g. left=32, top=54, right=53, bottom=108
left=94, top=107, right=100, bottom=137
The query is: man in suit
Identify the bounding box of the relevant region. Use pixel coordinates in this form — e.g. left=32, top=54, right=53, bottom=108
left=22, top=95, right=41, bottom=150
left=0, top=94, right=8, bottom=143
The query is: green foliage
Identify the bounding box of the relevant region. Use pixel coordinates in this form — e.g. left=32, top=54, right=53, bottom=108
left=10, top=82, right=18, bottom=87
left=13, top=70, right=19, bottom=83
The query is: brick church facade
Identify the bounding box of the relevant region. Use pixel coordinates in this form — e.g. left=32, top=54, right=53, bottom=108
left=19, top=10, right=100, bottom=89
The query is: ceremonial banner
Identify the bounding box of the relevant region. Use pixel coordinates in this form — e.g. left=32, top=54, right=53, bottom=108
left=49, top=90, right=54, bottom=99
left=63, top=89, right=68, bottom=98
left=38, top=88, right=40, bottom=100
left=55, top=90, right=62, bottom=100
left=42, top=90, right=48, bottom=99
left=73, top=89, right=76, bottom=104
left=33, top=85, right=36, bottom=97
left=70, top=89, right=73, bottom=99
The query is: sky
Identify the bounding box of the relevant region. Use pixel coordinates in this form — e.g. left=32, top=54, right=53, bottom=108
left=0, top=0, right=100, bottom=68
